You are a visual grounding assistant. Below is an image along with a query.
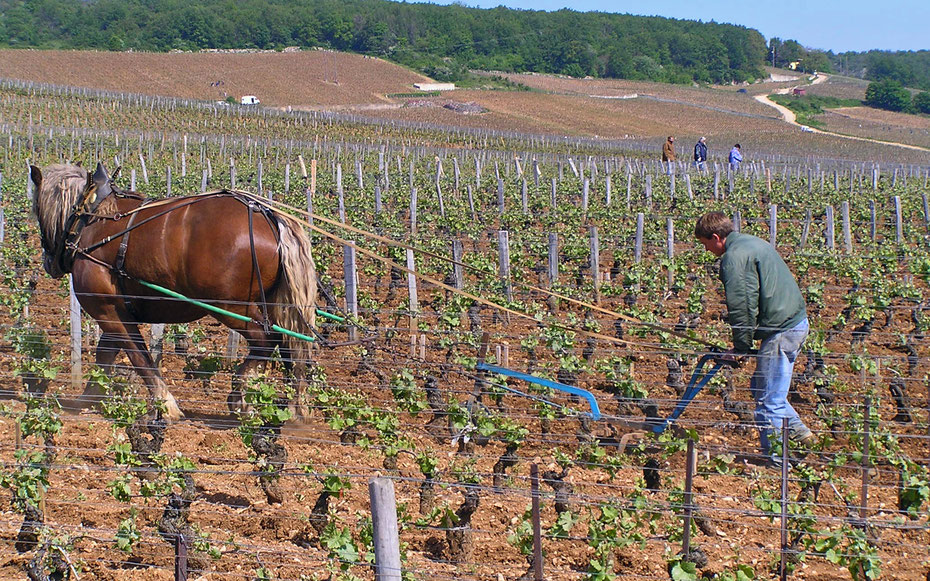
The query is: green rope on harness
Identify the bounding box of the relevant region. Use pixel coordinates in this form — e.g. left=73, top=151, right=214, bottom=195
left=136, top=279, right=320, bottom=343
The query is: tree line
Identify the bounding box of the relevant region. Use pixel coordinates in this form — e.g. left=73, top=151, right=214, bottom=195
left=0, top=0, right=768, bottom=84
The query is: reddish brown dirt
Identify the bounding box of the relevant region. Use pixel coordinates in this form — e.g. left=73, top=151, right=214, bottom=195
left=0, top=49, right=430, bottom=108
left=2, top=225, right=929, bottom=580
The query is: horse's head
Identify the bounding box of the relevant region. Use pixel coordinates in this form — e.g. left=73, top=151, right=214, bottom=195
left=30, top=163, right=91, bottom=278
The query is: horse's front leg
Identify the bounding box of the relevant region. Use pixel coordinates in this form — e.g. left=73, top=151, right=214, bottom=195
left=101, top=322, right=183, bottom=422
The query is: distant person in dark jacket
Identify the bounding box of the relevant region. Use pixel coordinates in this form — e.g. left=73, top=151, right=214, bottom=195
left=695, top=211, right=813, bottom=463
left=662, top=136, right=676, bottom=174
left=693, top=137, right=707, bottom=171
left=728, top=143, right=743, bottom=171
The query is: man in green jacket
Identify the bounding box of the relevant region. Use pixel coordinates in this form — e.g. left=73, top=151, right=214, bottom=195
left=695, top=212, right=813, bottom=461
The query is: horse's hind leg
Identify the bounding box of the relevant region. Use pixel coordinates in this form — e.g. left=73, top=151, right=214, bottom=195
left=95, top=321, right=184, bottom=421
left=227, top=325, right=277, bottom=414
left=277, top=341, right=311, bottom=421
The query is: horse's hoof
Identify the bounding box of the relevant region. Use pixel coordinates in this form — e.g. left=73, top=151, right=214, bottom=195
left=162, top=394, right=184, bottom=422
left=227, top=391, right=246, bottom=414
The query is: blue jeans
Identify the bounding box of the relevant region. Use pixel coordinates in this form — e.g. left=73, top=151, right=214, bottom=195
left=750, top=318, right=811, bottom=454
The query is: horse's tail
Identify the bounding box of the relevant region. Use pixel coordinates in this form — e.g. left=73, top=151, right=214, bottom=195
left=268, top=213, right=318, bottom=368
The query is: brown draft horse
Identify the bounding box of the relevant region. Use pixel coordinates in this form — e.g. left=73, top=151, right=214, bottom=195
left=30, top=162, right=318, bottom=421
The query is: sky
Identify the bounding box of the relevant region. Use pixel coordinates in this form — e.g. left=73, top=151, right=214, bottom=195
left=409, top=0, right=928, bottom=53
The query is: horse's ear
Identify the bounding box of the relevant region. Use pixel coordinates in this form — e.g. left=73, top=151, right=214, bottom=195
left=29, top=165, right=42, bottom=190
left=93, top=162, right=109, bottom=185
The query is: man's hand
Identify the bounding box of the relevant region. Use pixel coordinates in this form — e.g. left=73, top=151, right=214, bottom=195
left=714, top=349, right=742, bottom=367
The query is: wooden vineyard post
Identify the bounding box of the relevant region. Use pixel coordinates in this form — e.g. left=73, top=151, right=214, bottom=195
left=166, top=166, right=172, bottom=197
left=498, top=230, right=512, bottom=304
left=436, top=165, right=446, bottom=219
left=226, top=331, right=240, bottom=361
left=200, top=169, right=208, bottom=193
left=589, top=226, right=600, bottom=304
left=869, top=201, right=877, bottom=241
left=732, top=210, right=741, bottom=233
left=682, top=439, right=696, bottom=562
left=151, top=324, right=166, bottom=368
left=769, top=204, right=778, bottom=247
left=582, top=178, right=589, bottom=218
left=130, top=169, right=136, bottom=192
left=922, top=194, right=930, bottom=234
left=684, top=173, right=693, bottom=201
left=634, top=213, right=644, bottom=264
left=859, top=399, right=871, bottom=530
left=369, top=477, right=402, bottom=581
left=406, top=249, right=418, bottom=344
left=467, top=185, right=476, bottom=221
left=375, top=185, right=382, bottom=215
left=548, top=233, right=558, bottom=312
left=284, top=162, right=290, bottom=194
left=521, top=179, right=528, bottom=215
left=550, top=178, right=557, bottom=210
left=841, top=201, right=852, bottom=253
left=497, top=178, right=505, bottom=215
left=894, top=196, right=903, bottom=243
left=666, top=218, right=675, bottom=290
left=531, top=464, right=544, bottom=581
left=257, top=159, right=263, bottom=196
left=798, top=209, right=812, bottom=251
left=337, top=164, right=346, bottom=223
left=766, top=167, right=772, bottom=193
left=69, top=276, right=82, bottom=391
left=175, top=533, right=188, bottom=581
left=451, top=240, right=464, bottom=290
left=139, top=153, right=149, bottom=184
left=645, top=174, right=653, bottom=209
left=669, top=172, right=676, bottom=200
left=713, top=166, right=720, bottom=200
left=779, top=418, right=790, bottom=581
left=409, top=186, right=418, bottom=237
left=825, top=205, right=835, bottom=251
left=605, top=174, right=612, bottom=206
left=344, top=246, right=358, bottom=342
left=626, top=171, right=633, bottom=210
left=229, top=158, right=236, bottom=189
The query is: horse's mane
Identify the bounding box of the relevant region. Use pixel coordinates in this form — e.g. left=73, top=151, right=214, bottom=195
left=33, top=163, right=87, bottom=256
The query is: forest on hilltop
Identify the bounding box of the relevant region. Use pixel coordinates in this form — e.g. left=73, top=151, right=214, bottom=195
left=0, top=0, right=768, bottom=84
left=3, top=0, right=926, bottom=91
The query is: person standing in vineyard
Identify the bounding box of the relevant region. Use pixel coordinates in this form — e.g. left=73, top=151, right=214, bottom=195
left=694, top=212, right=814, bottom=464
left=693, top=136, right=707, bottom=172
left=728, top=143, right=743, bottom=171
left=662, top=136, right=676, bottom=173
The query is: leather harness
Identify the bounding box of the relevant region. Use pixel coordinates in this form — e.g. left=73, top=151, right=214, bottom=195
left=62, top=183, right=279, bottom=331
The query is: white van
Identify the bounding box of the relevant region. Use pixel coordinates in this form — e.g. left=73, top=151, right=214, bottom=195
left=240, top=95, right=260, bottom=105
